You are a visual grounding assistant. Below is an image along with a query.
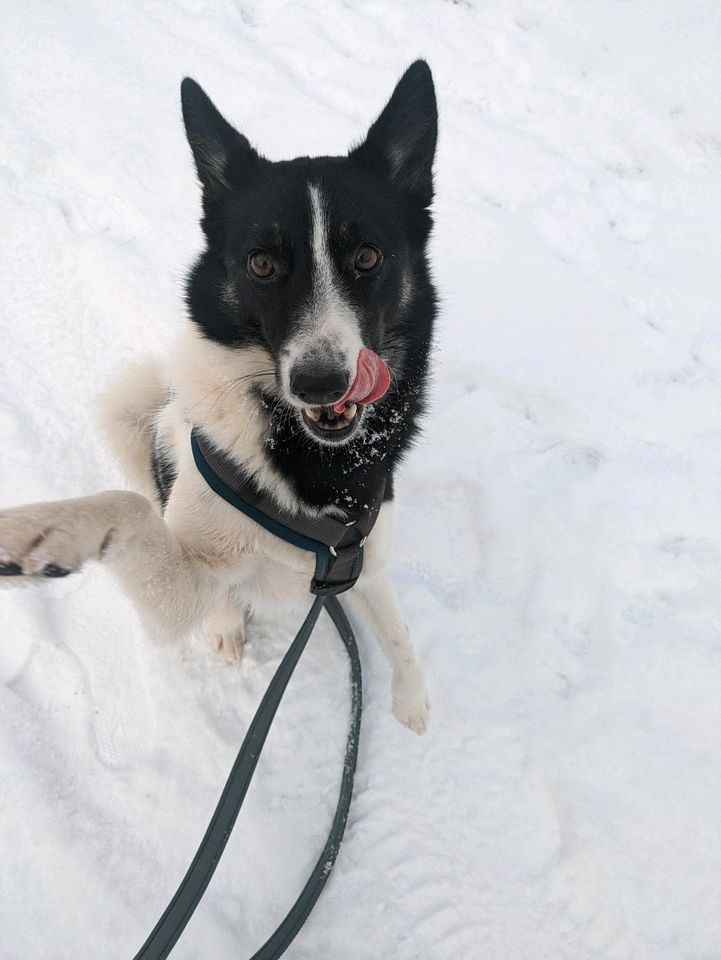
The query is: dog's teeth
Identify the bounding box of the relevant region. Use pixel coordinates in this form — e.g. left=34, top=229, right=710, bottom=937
left=306, top=407, right=321, bottom=422
left=342, top=403, right=357, bottom=421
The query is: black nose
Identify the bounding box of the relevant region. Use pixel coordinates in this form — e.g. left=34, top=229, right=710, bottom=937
left=290, top=367, right=349, bottom=405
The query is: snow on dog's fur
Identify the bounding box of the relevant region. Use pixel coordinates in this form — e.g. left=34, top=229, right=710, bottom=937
left=0, top=61, right=437, bottom=734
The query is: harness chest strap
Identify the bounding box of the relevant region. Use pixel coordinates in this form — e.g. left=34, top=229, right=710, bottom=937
left=190, top=429, right=386, bottom=594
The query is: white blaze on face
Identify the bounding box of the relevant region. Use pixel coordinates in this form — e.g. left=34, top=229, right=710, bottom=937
left=280, top=182, right=363, bottom=406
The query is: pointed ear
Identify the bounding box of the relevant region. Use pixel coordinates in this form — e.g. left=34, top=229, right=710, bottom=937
left=351, top=60, right=437, bottom=207
left=180, top=78, right=257, bottom=196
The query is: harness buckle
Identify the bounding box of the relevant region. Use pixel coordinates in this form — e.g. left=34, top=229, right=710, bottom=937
left=311, top=541, right=364, bottom=596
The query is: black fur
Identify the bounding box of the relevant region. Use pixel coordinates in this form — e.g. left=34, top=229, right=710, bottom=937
left=181, top=62, right=437, bottom=514
left=152, top=439, right=178, bottom=511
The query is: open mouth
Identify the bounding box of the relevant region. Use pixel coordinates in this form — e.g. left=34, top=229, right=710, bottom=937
left=301, top=402, right=361, bottom=442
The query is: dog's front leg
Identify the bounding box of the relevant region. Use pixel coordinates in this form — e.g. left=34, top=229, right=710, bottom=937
left=0, top=491, right=218, bottom=641
left=349, top=574, right=430, bottom=735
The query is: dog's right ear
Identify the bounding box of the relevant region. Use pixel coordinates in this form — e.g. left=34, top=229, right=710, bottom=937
left=181, top=78, right=258, bottom=196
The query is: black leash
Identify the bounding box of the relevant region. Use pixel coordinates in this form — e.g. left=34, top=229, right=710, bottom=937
left=132, top=594, right=361, bottom=960
left=131, top=429, right=379, bottom=959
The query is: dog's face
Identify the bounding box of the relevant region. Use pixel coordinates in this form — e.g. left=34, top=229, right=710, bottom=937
left=182, top=61, right=436, bottom=446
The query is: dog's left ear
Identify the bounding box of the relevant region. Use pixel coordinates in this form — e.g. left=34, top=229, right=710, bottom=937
left=351, top=60, right=437, bottom=208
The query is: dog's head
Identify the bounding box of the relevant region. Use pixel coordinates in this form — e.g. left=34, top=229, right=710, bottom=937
left=181, top=61, right=437, bottom=446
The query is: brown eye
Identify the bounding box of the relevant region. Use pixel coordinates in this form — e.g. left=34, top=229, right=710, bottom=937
left=248, top=251, right=275, bottom=279
left=355, top=245, right=381, bottom=273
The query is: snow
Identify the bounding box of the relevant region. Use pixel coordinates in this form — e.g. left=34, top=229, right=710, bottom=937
left=2, top=1, right=721, bottom=958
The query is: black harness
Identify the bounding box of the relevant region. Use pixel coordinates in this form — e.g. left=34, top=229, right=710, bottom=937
left=191, top=430, right=385, bottom=595
left=132, top=430, right=384, bottom=960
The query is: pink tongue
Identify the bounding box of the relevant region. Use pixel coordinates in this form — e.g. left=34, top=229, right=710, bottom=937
left=333, top=348, right=391, bottom=413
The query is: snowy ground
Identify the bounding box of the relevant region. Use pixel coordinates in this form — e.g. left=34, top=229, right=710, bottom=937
left=2, top=1, right=721, bottom=958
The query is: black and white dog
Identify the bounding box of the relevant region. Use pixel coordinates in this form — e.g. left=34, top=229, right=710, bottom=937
left=0, top=61, right=437, bottom=734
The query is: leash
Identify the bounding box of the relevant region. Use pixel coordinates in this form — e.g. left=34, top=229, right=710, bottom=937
left=132, top=594, right=361, bottom=960
left=130, top=430, right=383, bottom=959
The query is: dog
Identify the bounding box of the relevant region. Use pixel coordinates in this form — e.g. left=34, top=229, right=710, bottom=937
left=0, top=61, right=437, bottom=734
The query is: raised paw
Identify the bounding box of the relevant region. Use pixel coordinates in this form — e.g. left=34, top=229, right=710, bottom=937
left=392, top=669, right=431, bottom=736
left=0, top=492, right=146, bottom=582
left=0, top=509, right=96, bottom=580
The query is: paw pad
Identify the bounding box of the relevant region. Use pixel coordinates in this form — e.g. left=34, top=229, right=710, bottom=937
left=42, top=563, right=71, bottom=578
left=0, top=562, right=22, bottom=577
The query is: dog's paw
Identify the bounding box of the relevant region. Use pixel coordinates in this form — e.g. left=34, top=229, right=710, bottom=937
left=205, top=598, right=249, bottom=665
left=0, top=496, right=124, bottom=581
left=392, top=670, right=431, bottom=736
left=212, top=629, right=246, bottom=665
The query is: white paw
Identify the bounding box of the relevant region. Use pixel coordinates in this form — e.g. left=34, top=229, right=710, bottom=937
left=212, top=629, right=246, bottom=665
left=0, top=493, right=146, bottom=581
left=0, top=505, right=93, bottom=579
left=392, top=671, right=431, bottom=736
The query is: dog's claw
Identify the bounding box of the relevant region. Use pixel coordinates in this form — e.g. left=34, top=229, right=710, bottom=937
left=0, top=562, right=23, bottom=576
left=42, top=563, right=71, bottom=578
